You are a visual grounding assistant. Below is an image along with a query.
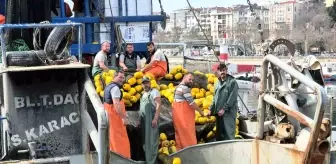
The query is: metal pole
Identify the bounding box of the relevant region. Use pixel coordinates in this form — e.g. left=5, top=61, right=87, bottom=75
left=0, top=23, right=82, bottom=29
left=84, top=0, right=93, bottom=44
left=257, top=95, right=265, bottom=139
left=60, top=0, right=65, bottom=18
left=238, top=93, right=250, bottom=113
left=330, top=97, right=334, bottom=146
left=84, top=75, right=108, bottom=164
left=78, top=24, right=83, bottom=62
left=263, top=94, right=314, bottom=128
left=0, top=27, right=6, bottom=67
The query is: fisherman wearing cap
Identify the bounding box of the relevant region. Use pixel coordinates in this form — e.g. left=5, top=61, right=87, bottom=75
left=138, top=76, right=161, bottom=164
left=209, top=63, right=238, bottom=141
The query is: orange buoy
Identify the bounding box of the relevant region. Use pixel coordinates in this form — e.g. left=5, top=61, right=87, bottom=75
left=0, top=14, right=5, bottom=24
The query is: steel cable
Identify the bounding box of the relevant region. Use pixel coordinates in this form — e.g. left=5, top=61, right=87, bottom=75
left=185, top=0, right=220, bottom=62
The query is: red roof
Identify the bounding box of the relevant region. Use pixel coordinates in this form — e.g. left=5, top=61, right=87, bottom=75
left=278, top=0, right=296, bottom=5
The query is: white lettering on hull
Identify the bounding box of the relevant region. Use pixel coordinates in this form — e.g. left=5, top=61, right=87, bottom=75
left=11, top=112, right=80, bottom=147
left=14, top=93, right=79, bottom=109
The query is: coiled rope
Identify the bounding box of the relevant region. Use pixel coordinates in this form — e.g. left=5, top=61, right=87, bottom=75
left=33, top=21, right=52, bottom=50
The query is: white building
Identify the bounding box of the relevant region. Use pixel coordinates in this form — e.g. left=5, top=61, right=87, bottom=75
left=209, top=7, right=233, bottom=44
left=168, top=5, right=269, bottom=44
left=169, top=9, right=190, bottom=29
left=229, top=5, right=270, bottom=45
left=268, top=1, right=301, bottom=40
left=184, top=7, right=234, bottom=44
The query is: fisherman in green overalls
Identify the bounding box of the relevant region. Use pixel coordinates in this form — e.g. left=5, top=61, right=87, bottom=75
left=209, top=63, right=239, bottom=141
left=138, top=76, right=161, bottom=164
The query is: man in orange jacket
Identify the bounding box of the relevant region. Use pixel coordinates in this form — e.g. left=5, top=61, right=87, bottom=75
left=141, top=42, right=169, bottom=81
left=103, top=70, right=131, bottom=158
left=0, top=14, right=5, bottom=24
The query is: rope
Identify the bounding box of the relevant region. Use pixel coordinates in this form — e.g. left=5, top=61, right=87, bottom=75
left=0, top=39, right=30, bottom=63
left=158, top=0, right=164, bottom=13
left=33, top=21, right=52, bottom=50
left=185, top=0, right=220, bottom=62
left=58, top=20, right=74, bottom=60
left=11, top=39, right=30, bottom=51
left=115, top=25, right=125, bottom=53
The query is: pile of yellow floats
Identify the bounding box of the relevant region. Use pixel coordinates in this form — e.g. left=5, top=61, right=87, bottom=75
left=159, top=133, right=181, bottom=164
left=92, top=65, right=242, bottom=143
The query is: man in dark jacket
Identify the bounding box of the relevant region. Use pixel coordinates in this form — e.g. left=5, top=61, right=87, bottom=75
left=119, top=43, right=141, bottom=71
left=209, top=63, right=239, bottom=141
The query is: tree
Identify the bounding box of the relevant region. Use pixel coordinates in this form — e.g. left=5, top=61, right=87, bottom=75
left=233, top=22, right=249, bottom=44
left=171, top=27, right=183, bottom=42
left=198, top=28, right=212, bottom=41
left=274, top=23, right=290, bottom=39
left=232, top=22, right=255, bottom=55
left=153, top=31, right=171, bottom=43
left=292, top=1, right=332, bottom=54
left=328, top=0, right=336, bottom=26
left=184, top=27, right=201, bottom=40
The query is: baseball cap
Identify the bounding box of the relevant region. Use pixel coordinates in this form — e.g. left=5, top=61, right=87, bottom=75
left=142, top=76, right=150, bottom=83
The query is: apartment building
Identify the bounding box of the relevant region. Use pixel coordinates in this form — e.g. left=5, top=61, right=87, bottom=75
left=230, top=5, right=270, bottom=43
left=185, top=8, right=200, bottom=29
left=184, top=7, right=233, bottom=43
left=268, top=1, right=301, bottom=39
left=232, top=5, right=269, bottom=27
left=169, top=8, right=190, bottom=29
left=209, top=7, right=233, bottom=44
left=167, top=3, right=274, bottom=43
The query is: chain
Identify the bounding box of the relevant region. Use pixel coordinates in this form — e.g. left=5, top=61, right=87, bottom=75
left=185, top=0, right=220, bottom=62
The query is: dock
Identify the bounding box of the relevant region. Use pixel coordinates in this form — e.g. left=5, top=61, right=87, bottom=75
left=166, top=56, right=336, bottom=66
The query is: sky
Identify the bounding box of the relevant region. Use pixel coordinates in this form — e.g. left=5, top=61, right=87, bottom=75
left=152, top=0, right=266, bottom=13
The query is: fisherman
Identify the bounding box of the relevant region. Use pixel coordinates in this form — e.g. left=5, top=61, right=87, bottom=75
left=103, top=70, right=131, bottom=158
left=141, top=42, right=168, bottom=80
left=0, top=14, right=5, bottom=24
left=119, top=43, right=142, bottom=71
left=209, top=63, right=239, bottom=141
left=138, top=76, right=161, bottom=164
left=172, top=73, right=205, bottom=150
left=92, top=41, right=110, bottom=77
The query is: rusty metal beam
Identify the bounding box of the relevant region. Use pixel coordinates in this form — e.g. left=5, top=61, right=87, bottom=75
left=263, top=94, right=314, bottom=128
left=260, top=55, right=328, bottom=164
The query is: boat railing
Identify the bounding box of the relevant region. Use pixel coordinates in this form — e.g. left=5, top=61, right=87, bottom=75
left=259, top=54, right=329, bottom=163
